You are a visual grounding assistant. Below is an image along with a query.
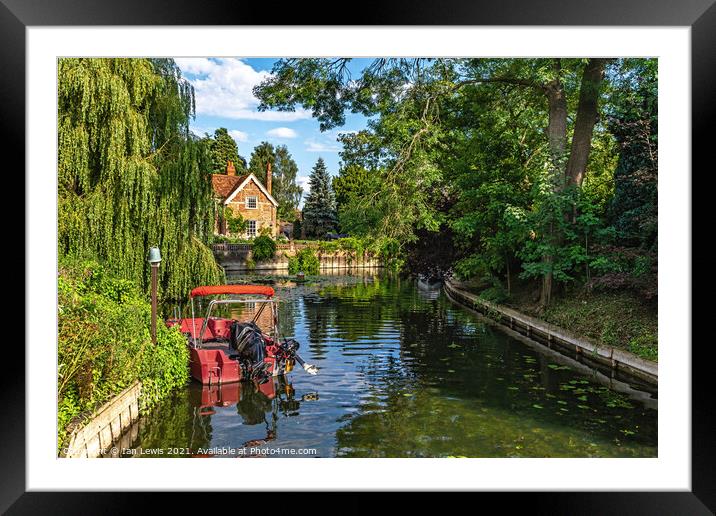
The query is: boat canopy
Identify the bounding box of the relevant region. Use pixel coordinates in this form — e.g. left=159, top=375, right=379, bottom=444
left=189, top=285, right=275, bottom=298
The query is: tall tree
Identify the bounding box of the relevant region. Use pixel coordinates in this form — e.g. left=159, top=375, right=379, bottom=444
left=302, top=158, right=338, bottom=237
left=208, top=127, right=246, bottom=173
left=247, top=142, right=303, bottom=219
left=58, top=58, right=222, bottom=299
left=273, top=145, right=303, bottom=220
left=332, top=164, right=376, bottom=210
left=248, top=141, right=276, bottom=184
left=606, top=59, right=658, bottom=250
left=255, top=57, right=611, bottom=306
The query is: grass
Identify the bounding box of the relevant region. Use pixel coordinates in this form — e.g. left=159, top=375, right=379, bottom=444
left=458, top=277, right=658, bottom=362
left=535, top=290, right=658, bottom=362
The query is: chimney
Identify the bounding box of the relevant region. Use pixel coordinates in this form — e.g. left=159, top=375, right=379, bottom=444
left=266, top=161, right=272, bottom=195
left=226, top=160, right=236, bottom=176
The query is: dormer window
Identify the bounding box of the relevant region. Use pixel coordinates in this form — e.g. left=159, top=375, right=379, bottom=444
left=246, top=196, right=258, bottom=209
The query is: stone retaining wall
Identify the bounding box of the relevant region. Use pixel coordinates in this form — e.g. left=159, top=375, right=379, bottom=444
left=62, top=381, right=141, bottom=458
left=444, top=278, right=657, bottom=386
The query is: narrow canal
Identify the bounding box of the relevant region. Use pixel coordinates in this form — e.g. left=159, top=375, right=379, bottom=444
left=125, top=272, right=657, bottom=458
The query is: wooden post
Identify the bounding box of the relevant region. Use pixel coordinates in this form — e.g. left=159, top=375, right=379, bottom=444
left=150, top=263, right=158, bottom=344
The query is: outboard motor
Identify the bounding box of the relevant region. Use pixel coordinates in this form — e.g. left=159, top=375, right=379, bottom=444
left=230, top=321, right=270, bottom=383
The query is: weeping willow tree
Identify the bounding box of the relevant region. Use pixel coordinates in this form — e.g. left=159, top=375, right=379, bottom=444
left=58, top=58, right=222, bottom=300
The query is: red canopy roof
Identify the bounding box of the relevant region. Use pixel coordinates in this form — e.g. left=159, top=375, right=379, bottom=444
left=189, top=285, right=275, bottom=298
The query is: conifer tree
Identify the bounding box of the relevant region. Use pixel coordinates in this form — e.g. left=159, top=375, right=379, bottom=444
left=302, top=157, right=338, bottom=237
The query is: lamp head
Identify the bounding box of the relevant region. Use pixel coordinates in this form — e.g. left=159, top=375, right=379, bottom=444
left=148, top=246, right=162, bottom=265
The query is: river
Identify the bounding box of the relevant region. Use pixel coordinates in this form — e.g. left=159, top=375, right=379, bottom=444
left=124, top=271, right=657, bottom=458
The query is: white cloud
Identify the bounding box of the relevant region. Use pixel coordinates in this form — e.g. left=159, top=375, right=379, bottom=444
left=266, top=127, right=298, bottom=139
left=189, top=125, right=215, bottom=137
left=296, top=175, right=311, bottom=192
left=229, top=129, right=249, bottom=143
left=303, top=128, right=357, bottom=153
left=305, top=139, right=341, bottom=153
left=175, top=58, right=312, bottom=121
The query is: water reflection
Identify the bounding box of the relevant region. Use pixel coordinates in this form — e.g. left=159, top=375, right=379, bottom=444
left=128, top=275, right=657, bottom=458
left=125, top=378, right=318, bottom=458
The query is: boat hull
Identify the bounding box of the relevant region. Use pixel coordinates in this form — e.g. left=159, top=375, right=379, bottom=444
left=168, top=316, right=284, bottom=385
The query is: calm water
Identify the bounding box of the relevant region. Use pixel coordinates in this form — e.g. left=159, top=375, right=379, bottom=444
left=126, top=273, right=657, bottom=458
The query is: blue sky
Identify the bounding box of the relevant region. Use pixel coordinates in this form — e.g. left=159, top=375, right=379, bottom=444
left=175, top=58, right=373, bottom=195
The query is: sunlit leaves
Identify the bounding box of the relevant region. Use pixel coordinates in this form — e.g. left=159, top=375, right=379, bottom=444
left=58, top=58, right=221, bottom=301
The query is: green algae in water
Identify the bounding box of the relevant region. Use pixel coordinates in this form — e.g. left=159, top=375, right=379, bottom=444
left=126, top=273, right=657, bottom=458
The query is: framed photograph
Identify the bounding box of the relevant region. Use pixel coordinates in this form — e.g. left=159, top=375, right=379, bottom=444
left=6, top=0, right=712, bottom=512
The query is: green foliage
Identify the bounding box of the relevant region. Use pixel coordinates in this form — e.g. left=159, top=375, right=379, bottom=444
left=628, top=332, right=658, bottom=362
left=303, top=158, right=338, bottom=237
left=274, top=145, right=304, bottom=220
left=255, top=57, right=657, bottom=306
left=605, top=59, right=658, bottom=250
left=478, top=277, right=509, bottom=304
left=247, top=142, right=303, bottom=220
left=248, top=141, right=275, bottom=183
left=57, top=58, right=222, bottom=302
left=57, top=259, right=189, bottom=450
left=292, top=217, right=303, bottom=239
left=288, top=248, right=320, bottom=275
left=207, top=127, right=246, bottom=174
left=333, top=164, right=377, bottom=210
left=252, top=234, right=277, bottom=262
left=224, top=207, right=249, bottom=235
left=375, top=237, right=405, bottom=271
left=211, top=234, right=251, bottom=244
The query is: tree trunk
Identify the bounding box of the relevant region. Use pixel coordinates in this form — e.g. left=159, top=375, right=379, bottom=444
left=544, top=80, right=569, bottom=183
left=506, top=256, right=511, bottom=296
left=539, top=246, right=554, bottom=308
left=539, top=60, right=568, bottom=308
left=565, top=58, right=609, bottom=187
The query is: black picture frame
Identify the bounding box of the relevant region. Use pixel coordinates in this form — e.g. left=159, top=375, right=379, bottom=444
left=4, top=0, right=712, bottom=513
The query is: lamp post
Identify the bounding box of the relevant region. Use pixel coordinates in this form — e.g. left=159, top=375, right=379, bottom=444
left=148, top=246, right=162, bottom=344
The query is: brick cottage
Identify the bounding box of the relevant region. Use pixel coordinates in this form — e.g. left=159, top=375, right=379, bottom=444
left=212, top=161, right=279, bottom=238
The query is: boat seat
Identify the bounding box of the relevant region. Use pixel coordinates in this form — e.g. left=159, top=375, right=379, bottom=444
left=207, top=318, right=233, bottom=340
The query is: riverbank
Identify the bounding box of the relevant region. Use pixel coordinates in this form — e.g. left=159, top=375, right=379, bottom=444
left=57, top=259, right=189, bottom=453
left=452, top=277, right=658, bottom=362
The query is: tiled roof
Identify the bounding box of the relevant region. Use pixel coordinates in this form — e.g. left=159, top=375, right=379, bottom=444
left=211, top=174, right=248, bottom=200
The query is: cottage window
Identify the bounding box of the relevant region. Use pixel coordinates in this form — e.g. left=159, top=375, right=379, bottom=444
left=247, top=220, right=257, bottom=237
left=246, top=196, right=258, bottom=209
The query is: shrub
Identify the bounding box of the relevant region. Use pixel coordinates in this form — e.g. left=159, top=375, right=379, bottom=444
left=212, top=234, right=252, bottom=244
left=224, top=207, right=248, bottom=235
left=252, top=234, right=277, bottom=262
left=478, top=276, right=509, bottom=304
left=57, top=259, right=189, bottom=451
left=288, top=248, right=320, bottom=275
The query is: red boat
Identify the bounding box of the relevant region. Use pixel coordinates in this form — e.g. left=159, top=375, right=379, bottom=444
left=167, top=284, right=317, bottom=385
